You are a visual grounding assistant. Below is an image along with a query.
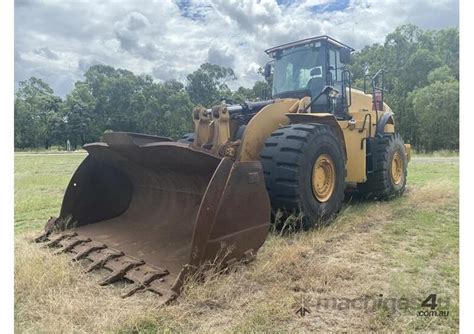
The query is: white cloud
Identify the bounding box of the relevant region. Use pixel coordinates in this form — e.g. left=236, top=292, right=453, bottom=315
left=14, top=0, right=459, bottom=96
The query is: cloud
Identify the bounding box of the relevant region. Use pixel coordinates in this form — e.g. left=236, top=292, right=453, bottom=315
left=78, top=58, right=103, bottom=73
left=14, top=0, right=459, bottom=97
left=114, top=11, right=151, bottom=51
left=211, top=0, right=281, bottom=33
left=33, top=47, right=59, bottom=60
left=207, top=46, right=236, bottom=67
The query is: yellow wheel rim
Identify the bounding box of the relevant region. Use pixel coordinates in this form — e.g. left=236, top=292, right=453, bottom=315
left=312, top=154, right=336, bottom=202
left=391, top=151, right=403, bottom=185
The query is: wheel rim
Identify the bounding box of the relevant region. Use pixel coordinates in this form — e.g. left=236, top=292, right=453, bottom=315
left=391, top=151, right=403, bottom=185
left=312, top=154, right=336, bottom=202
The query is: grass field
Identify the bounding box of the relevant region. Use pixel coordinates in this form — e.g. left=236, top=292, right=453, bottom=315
left=14, top=152, right=459, bottom=333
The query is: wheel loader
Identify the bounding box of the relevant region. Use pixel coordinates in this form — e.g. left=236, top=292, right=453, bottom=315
left=35, top=35, right=410, bottom=303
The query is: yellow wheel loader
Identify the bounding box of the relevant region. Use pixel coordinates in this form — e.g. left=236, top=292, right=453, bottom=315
left=35, top=35, right=410, bottom=303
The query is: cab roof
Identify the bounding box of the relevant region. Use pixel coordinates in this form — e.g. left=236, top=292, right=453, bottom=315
left=265, top=35, right=355, bottom=55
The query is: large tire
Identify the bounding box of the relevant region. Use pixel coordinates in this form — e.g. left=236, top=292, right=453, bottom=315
left=178, top=132, right=195, bottom=144
left=261, top=123, right=345, bottom=229
left=358, top=133, right=407, bottom=199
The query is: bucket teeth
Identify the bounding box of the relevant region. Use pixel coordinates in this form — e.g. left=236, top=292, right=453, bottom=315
left=43, top=232, right=77, bottom=248
left=146, top=280, right=178, bottom=301
left=122, top=274, right=176, bottom=301
left=54, top=237, right=91, bottom=255
left=71, top=242, right=107, bottom=262
left=84, top=250, right=124, bottom=273
left=33, top=233, right=49, bottom=243
left=35, top=227, right=176, bottom=301
left=125, top=265, right=168, bottom=283
left=118, top=266, right=170, bottom=297
left=121, top=283, right=145, bottom=298
left=99, top=258, right=145, bottom=286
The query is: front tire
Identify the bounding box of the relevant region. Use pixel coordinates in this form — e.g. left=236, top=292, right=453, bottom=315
left=261, top=123, right=345, bottom=229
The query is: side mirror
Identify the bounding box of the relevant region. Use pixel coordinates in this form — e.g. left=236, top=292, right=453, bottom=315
left=310, top=66, right=323, bottom=78
left=264, top=63, right=272, bottom=79
left=339, top=48, right=351, bottom=64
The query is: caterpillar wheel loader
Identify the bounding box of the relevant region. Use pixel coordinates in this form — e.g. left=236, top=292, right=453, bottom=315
left=35, top=35, right=410, bottom=304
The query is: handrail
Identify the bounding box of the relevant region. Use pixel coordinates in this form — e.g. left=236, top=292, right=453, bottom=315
left=342, top=69, right=352, bottom=108
left=363, top=74, right=372, bottom=94
left=368, top=69, right=386, bottom=131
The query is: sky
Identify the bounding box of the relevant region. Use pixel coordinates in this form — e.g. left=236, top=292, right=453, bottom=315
left=14, top=0, right=459, bottom=96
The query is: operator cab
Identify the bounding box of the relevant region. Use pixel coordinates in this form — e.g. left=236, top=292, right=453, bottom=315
left=265, top=35, right=354, bottom=119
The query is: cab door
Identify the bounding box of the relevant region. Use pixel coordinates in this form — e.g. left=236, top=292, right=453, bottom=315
left=328, top=47, right=349, bottom=119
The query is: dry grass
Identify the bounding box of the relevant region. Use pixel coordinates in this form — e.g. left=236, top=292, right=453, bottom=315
left=15, top=236, right=166, bottom=333
left=14, top=155, right=459, bottom=333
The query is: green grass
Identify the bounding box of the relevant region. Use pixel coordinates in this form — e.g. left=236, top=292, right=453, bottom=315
left=411, top=149, right=459, bottom=157
left=14, top=153, right=86, bottom=233
left=14, top=153, right=459, bottom=332
left=376, top=193, right=458, bottom=331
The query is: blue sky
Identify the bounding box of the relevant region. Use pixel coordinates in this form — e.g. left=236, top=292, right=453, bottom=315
left=15, top=0, right=459, bottom=96
left=311, top=0, right=350, bottom=13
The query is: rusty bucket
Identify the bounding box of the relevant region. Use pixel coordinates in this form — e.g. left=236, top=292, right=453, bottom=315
left=38, top=132, right=270, bottom=302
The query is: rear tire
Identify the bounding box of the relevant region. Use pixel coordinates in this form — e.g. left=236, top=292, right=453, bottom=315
left=261, top=123, right=345, bottom=229
left=357, top=133, right=407, bottom=199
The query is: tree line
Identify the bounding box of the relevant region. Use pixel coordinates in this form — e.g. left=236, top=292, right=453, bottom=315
left=350, top=24, right=458, bottom=151
left=14, top=24, right=458, bottom=152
